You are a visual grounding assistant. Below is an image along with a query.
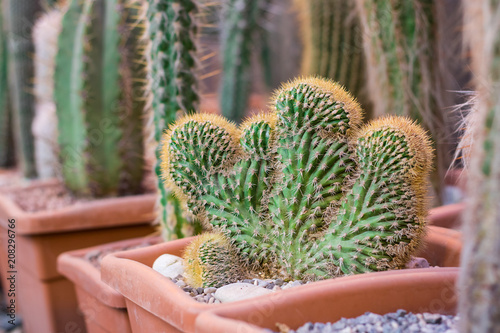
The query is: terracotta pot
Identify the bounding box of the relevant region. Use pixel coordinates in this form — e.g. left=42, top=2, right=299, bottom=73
left=0, top=179, right=157, bottom=333
left=195, top=267, right=459, bottom=333
left=428, top=202, right=465, bottom=230
left=101, top=226, right=461, bottom=333
left=57, top=236, right=162, bottom=333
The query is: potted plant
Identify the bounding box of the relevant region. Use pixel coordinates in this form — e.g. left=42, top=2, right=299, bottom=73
left=57, top=236, right=162, bottom=333
left=0, top=1, right=157, bottom=332
left=101, top=76, right=462, bottom=332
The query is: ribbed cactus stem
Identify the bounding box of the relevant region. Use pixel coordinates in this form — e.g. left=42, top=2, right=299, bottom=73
left=295, top=0, right=364, bottom=99
left=4, top=0, right=43, bottom=178
left=459, top=1, right=500, bottom=331
left=0, top=8, right=14, bottom=168
left=164, top=77, right=433, bottom=284
left=219, top=0, right=270, bottom=123
left=147, top=0, right=200, bottom=240
left=54, top=0, right=147, bottom=197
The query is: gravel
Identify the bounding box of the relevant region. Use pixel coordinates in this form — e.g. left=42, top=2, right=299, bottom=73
left=168, top=276, right=309, bottom=304
left=268, top=310, right=458, bottom=333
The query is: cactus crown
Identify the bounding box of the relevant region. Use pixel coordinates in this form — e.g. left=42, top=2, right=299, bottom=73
left=164, top=77, right=432, bottom=287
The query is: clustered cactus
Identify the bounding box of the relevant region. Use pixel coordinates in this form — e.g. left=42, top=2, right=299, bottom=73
left=146, top=0, right=201, bottom=239
left=162, top=76, right=433, bottom=287
left=54, top=0, right=148, bottom=197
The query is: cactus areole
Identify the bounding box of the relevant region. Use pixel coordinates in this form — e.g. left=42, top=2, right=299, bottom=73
left=162, top=77, right=433, bottom=287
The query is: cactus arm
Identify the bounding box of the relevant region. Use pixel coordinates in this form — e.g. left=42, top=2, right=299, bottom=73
left=54, top=0, right=90, bottom=193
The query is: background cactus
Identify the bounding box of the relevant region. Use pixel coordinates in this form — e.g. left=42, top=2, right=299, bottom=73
left=164, top=77, right=432, bottom=286
left=146, top=0, right=202, bottom=240
left=3, top=0, right=44, bottom=178
left=0, top=7, right=15, bottom=168
left=354, top=0, right=461, bottom=204
left=54, top=0, right=148, bottom=197
left=294, top=0, right=367, bottom=110
left=219, top=0, right=272, bottom=123
left=458, top=0, right=500, bottom=331
left=33, top=5, right=65, bottom=179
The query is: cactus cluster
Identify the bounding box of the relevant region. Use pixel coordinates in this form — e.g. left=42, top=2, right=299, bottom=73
left=54, top=0, right=148, bottom=197
left=162, top=77, right=433, bottom=287
left=146, top=0, right=201, bottom=240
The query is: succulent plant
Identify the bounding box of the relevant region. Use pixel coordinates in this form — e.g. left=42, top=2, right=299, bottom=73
left=54, top=0, right=148, bottom=197
left=459, top=0, right=500, bottom=331
left=355, top=0, right=456, bottom=203
left=145, top=0, right=202, bottom=240
left=162, top=77, right=432, bottom=287
left=3, top=0, right=44, bottom=178
left=295, top=0, right=365, bottom=101
left=0, top=7, right=15, bottom=168
left=219, top=0, right=271, bottom=123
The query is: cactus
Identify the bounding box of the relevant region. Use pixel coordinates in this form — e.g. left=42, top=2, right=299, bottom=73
left=54, top=0, right=148, bottom=197
left=33, top=5, right=66, bottom=179
left=0, top=7, right=15, bottom=168
left=146, top=0, right=202, bottom=240
left=458, top=1, right=500, bottom=331
left=184, top=233, right=247, bottom=288
left=355, top=0, right=455, bottom=203
left=294, top=0, right=365, bottom=104
left=164, top=77, right=432, bottom=286
left=3, top=0, right=43, bottom=178
left=219, top=0, right=271, bottom=124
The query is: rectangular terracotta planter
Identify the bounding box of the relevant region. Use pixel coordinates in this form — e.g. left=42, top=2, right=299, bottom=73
left=0, top=180, right=157, bottom=333
left=101, top=226, right=462, bottom=333
left=58, top=236, right=162, bottom=333
left=195, top=267, right=459, bottom=333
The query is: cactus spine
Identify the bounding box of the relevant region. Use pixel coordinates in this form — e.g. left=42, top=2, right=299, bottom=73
left=295, top=0, right=365, bottom=101
left=54, top=0, right=148, bottom=197
left=459, top=1, right=500, bottom=331
left=4, top=0, right=43, bottom=178
left=163, top=77, right=432, bottom=285
left=219, top=0, right=270, bottom=123
left=0, top=7, right=14, bottom=168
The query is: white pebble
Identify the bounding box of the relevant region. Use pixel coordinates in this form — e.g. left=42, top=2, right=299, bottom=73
left=152, top=254, right=184, bottom=279
left=214, top=283, right=273, bottom=303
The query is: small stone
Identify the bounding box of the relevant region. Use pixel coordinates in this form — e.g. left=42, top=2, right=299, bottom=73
left=423, top=313, right=442, bottom=324
left=175, top=280, right=186, bottom=288
left=204, top=287, right=217, bottom=294
left=214, top=283, right=273, bottom=303
left=197, top=287, right=204, bottom=294
left=272, top=285, right=281, bottom=292
left=152, top=254, right=184, bottom=279
left=214, top=299, right=221, bottom=304
left=275, top=278, right=284, bottom=286
left=266, top=283, right=275, bottom=290
left=242, top=279, right=253, bottom=284
left=208, top=297, right=215, bottom=304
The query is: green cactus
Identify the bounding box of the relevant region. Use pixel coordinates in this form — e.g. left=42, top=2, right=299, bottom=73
left=54, top=0, right=147, bottom=197
left=146, top=0, right=202, bottom=240
left=163, top=77, right=432, bottom=286
left=355, top=0, right=455, bottom=203
left=295, top=0, right=365, bottom=102
left=219, top=0, right=271, bottom=124
left=4, top=0, right=43, bottom=178
left=0, top=8, right=15, bottom=168
left=459, top=0, right=500, bottom=331
left=184, top=233, right=247, bottom=288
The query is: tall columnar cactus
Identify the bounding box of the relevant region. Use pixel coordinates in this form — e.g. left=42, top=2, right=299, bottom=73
left=294, top=0, right=365, bottom=104
left=0, top=7, right=14, bottom=168
left=146, top=0, right=201, bottom=239
left=459, top=1, right=500, bottom=331
left=4, top=0, right=43, bottom=178
left=54, top=0, right=148, bottom=197
left=355, top=0, right=454, bottom=202
left=219, top=0, right=271, bottom=124
left=162, top=77, right=432, bottom=287
left=33, top=5, right=65, bottom=179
